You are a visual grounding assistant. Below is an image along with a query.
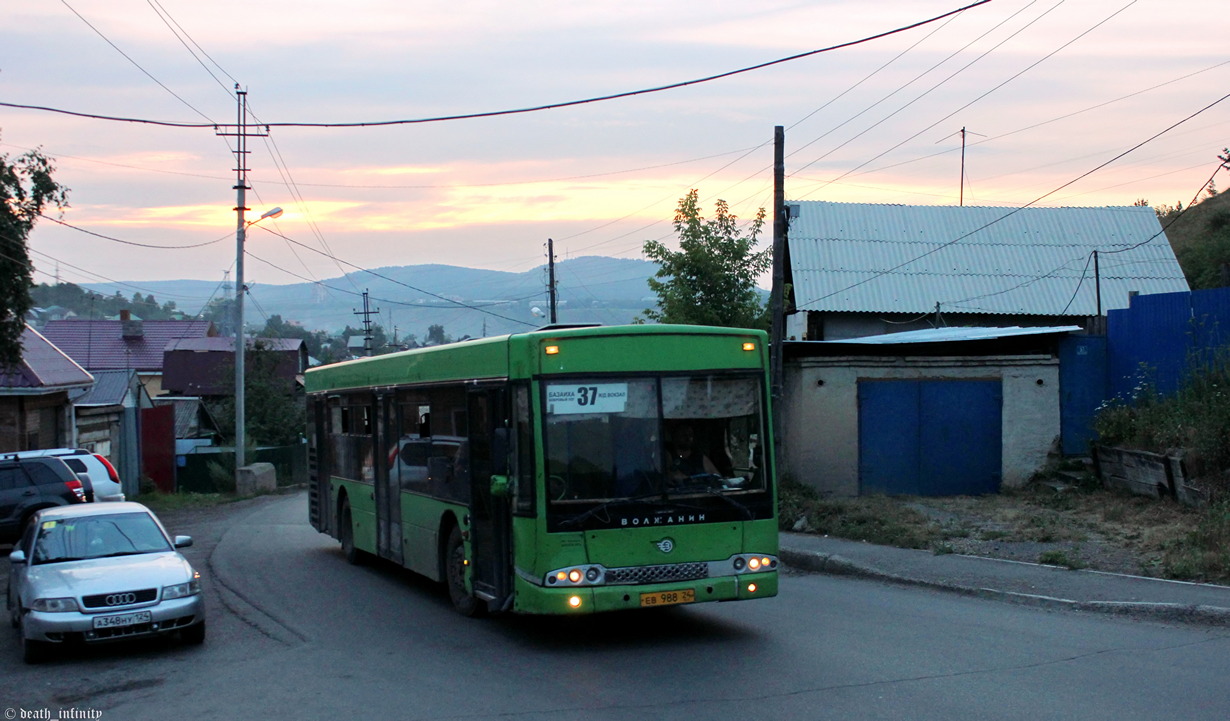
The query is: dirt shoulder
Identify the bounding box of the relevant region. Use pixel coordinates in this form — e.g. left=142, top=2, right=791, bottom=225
left=780, top=476, right=1226, bottom=582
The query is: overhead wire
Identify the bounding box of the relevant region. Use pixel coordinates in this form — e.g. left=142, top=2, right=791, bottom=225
left=948, top=141, right=1226, bottom=314
left=795, top=0, right=1138, bottom=198
left=795, top=90, right=1230, bottom=312
left=37, top=214, right=230, bottom=249
left=3, top=0, right=993, bottom=130
left=143, top=0, right=236, bottom=101
left=57, top=0, right=216, bottom=124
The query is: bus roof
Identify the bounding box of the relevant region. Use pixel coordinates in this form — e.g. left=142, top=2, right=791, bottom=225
left=305, top=324, right=768, bottom=394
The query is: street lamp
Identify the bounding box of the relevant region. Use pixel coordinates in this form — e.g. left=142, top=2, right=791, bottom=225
left=235, top=205, right=283, bottom=480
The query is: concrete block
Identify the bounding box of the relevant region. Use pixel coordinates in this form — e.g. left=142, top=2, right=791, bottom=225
left=236, top=462, right=276, bottom=496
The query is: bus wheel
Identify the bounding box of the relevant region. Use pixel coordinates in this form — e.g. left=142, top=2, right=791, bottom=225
left=339, top=498, right=364, bottom=566
left=445, top=525, right=484, bottom=617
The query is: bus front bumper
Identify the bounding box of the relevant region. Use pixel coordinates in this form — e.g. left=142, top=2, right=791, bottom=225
left=513, top=571, right=778, bottom=615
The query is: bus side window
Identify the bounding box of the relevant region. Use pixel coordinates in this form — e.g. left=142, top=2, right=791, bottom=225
left=513, top=385, right=535, bottom=516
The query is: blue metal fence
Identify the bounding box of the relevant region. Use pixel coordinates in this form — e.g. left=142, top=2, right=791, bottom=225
left=1107, top=286, right=1230, bottom=400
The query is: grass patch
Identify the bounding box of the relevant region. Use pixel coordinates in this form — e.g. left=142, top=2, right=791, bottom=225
left=778, top=478, right=941, bottom=549
left=1038, top=550, right=1086, bottom=570
left=1161, top=500, right=1230, bottom=583
left=139, top=491, right=234, bottom=514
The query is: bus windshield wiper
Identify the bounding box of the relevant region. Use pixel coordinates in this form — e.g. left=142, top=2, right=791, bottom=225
left=663, top=481, right=754, bottom=520
left=559, top=491, right=668, bottom=529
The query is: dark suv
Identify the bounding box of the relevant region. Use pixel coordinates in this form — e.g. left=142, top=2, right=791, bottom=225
left=0, top=456, right=89, bottom=544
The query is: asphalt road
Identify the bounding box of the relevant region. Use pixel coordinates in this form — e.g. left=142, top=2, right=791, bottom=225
left=2, top=491, right=1228, bottom=720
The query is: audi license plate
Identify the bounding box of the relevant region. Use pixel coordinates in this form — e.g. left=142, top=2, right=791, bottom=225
left=639, top=589, right=695, bottom=608
left=93, top=610, right=152, bottom=629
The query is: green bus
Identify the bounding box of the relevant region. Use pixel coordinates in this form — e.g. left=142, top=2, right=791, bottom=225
left=306, top=324, right=779, bottom=615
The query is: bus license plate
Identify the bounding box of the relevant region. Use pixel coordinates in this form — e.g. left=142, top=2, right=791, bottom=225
left=639, top=589, right=695, bottom=608
left=93, top=611, right=152, bottom=629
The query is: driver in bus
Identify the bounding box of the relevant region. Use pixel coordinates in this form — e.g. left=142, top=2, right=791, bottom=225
left=667, top=423, right=720, bottom=482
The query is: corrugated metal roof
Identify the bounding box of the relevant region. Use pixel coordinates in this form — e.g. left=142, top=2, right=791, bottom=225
left=153, top=396, right=206, bottom=438
left=41, top=319, right=216, bottom=371
left=788, top=202, right=1189, bottom=316
left=75, top=369, right=137, bottom=406
left=0, top=326, right=94, bottom=392
left=818, top=325, right=1083, bottom=344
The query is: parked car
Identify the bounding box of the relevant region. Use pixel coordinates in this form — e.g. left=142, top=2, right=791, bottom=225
left=10, top=449, right=125, bottom=502
left=388, top=435, right=465, bottom=486
left=6, top=502, right=205, bottom=663
left=0, top=456, right=88, bottom=544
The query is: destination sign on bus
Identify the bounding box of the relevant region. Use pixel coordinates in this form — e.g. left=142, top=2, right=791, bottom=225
left=547, top=383, right=628, bottom=415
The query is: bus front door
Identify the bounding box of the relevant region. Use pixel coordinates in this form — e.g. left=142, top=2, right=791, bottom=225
left=468, top=388, right=511, bottom=609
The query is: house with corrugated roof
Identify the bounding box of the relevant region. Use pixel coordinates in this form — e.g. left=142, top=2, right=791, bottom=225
left=785, top=202, right=1189, bottom=340
left=0, top=326, right=94, bottom=452
left=71, top=369, right=152, bottom=494
left=779, top=202, right=1190, bottom=497
left=40, top=311, right=216, bottom=397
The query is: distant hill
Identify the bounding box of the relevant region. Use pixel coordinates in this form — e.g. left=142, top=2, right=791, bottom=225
left=83, top=256, right=662, bottom=339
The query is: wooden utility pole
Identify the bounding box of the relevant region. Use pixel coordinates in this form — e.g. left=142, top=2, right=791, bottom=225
left=770, top=126, right=786, bottom=467
left=546, top=238, right=558, bottom=324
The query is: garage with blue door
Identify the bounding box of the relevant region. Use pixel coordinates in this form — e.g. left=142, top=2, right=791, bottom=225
left=858, top=378, right=1003, bottom=496
left=780, top=326, right=1082, bottom=497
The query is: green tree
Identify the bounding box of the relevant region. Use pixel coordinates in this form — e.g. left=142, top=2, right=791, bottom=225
left=425, top=324, right=449, bottom=345
left=0, top=142, right=69, bottom=367
left=641, top=189, right=771, bottom=329
left=209, top=340, right=305, bottom=447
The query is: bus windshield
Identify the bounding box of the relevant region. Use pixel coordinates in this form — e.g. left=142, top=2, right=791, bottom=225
left=543, top=373, right=767, bottom=508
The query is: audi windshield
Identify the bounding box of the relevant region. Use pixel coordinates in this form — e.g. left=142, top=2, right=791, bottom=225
left=31, top=511, right=173, bottom=564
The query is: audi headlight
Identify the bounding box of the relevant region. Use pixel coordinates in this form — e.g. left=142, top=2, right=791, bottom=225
left=163, top=576, right=201, bottom=600
left=32, top=597, right=79, bottom=613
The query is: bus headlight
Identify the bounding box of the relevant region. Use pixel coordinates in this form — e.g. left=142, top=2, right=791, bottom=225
left=729, top=554, right=778, bottom=574
left=545, top=565, right=606, bottom=587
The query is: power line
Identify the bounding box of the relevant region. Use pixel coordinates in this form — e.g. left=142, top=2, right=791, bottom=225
left=36, top=214, right=230, bottom=249
left=794, top=90, right=1230, bottom=312
left=3, top=1, right=993, bottom=130
left=58, top=0, right=215, bottom=124
left=145, top=0, right=238, bottom=98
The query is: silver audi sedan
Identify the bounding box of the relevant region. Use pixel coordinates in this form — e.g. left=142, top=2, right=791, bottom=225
left=6, top=502, right=205, bottom=663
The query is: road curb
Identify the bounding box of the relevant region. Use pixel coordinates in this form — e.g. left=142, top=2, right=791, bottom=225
left=779, top=548, right=1230, bottom=626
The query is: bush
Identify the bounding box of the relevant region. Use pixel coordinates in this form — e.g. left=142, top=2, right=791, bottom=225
left=1093, top=357, right=1230, bottom=477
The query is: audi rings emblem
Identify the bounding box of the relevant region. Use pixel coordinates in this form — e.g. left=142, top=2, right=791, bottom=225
left=105, top=593, right=137, bottom=606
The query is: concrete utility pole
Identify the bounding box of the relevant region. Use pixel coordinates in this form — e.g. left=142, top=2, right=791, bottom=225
left=353, top=289, right=380, bottom=356
left=216, top=87, right=271, bottom=481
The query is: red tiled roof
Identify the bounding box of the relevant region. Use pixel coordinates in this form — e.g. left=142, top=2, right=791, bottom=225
left=41, top=319, right=215, bottom=372
left=0, top=326, right=94, bottom=392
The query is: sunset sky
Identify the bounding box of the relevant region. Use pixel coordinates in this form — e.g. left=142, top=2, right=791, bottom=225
left=4, top=0, right=1228, bottom=304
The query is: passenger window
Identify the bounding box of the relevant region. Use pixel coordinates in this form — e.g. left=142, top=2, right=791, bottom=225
left=24, top=464, right=63, bottom=487
left=0, top=466, right=26, bottom=491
